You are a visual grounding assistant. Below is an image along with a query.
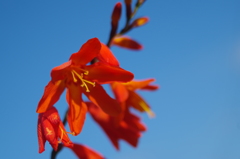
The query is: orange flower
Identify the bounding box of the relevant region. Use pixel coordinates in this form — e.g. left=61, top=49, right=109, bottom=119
left=111, top=79, right=158, bottom=118
left=67, top=143, right=104, bottom=159
left=98, top=43, right=119, bottom=66
left=36, top=38, right=134, bottom=135
left=37, top=107, right=73, bottom=153
left=87, top=102, right=146, bottom=150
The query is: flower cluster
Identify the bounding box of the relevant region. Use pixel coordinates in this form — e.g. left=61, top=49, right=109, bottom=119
left=36, top=0, right=158, bottom=158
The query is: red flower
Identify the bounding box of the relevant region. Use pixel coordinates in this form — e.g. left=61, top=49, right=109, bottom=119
left=87, top=102, right=146, bottom=150
left=37, top=107, right=73, bottom=153
left=111, top=79, right=159, bottom=118
left=67, top=143, right=104, bottom=159
left=97, top=42, right=119, bottom=67
left=36, top=38, right=134, bottom=135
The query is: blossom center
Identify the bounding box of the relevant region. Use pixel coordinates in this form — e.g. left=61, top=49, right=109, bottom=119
left=71, top=69, right=95, bottom=92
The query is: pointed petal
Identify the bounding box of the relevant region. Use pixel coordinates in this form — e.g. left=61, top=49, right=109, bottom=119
left=87, top=103, right=120, bottom=150
left=110, top=102, right=126, bottom=127
left=69, top=143, right=104, bottom=159
left=127, top=91, right=155, bottom=117
left=69, top=38, right=101, bottom=66
left=97, top=43, right=119, bottom=66
left=111, top=82, right=129, bottom=102
left=84, top=83, right=122, bottom=116
left=124, top=111, right=147, bottom=131
left=88, top=102, right=144, bottom=150
left=84, top=62, right=134, bottom=84
left=50, top=60, right=72, bottom=82
left=111, top=36, right=143, bottom=50
left=141, top=84, right=159, bottom=90
left=37, top=114, right=46, bottom=153
left=124, top=79, right=156, bottom=91
left=36, top=81, right=65, bottom=113
left=44, top=107, right=61, bottom=125
left=119, top=122, right=140, bottom=147
left=66, top=84, right=87, bottom=135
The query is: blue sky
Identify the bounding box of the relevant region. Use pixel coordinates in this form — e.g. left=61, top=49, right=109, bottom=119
left=0, top=0, right=240, bottom=159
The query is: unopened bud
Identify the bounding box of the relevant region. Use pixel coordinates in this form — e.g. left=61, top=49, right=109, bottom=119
left=130, top=17, right=149, bottom=28
left=111, top=2, right=122, bottom=26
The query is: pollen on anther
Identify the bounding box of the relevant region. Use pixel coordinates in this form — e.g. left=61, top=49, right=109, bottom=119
left=83, top=71, right=89, bottom=75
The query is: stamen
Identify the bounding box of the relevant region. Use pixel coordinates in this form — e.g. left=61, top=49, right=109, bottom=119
left=68, top=132, right=76, bottom=136
left=58, top=126, right=64, bottom=143
left=71, top=70, right=95, bottom=92
left=83, top=71, right=89, bottom=75
left=78, top=68, right=89, bottom=75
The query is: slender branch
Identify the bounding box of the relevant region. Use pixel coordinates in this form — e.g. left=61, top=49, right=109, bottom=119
left=50, top=144, right=63, bottom=159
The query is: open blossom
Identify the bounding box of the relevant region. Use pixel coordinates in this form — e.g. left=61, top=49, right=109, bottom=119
left=67, top=143, right=104, bottom=159
left=111, top=78, right=159, bottom=118
left=37, top=107, right=73, bottom=153
left=87, top=102, right=146, bottom=150
left=36, top=38, right=134, bottom=135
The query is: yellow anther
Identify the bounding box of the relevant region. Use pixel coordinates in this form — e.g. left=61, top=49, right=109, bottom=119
left=83, top=71, right=89, bottom=75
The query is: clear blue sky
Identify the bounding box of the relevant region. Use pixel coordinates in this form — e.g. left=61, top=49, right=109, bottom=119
left=0, top=0, right=240, bottom=159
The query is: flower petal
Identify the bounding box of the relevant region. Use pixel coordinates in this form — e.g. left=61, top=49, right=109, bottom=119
left=84, top=83, right=122, bottom=116
left=87, top=103, right=120, bottom=149
left=36, top=80, right=65, bottom=113
left=69, top=38, right=101, bottom=66
left=66, top=84, right=87, bottom=135
left=84, top=62, right=134, bottom=84
left=124, top=110, right=147, bottom=131
left=127, top=91, right=155, bottom=117
left=88, top=102, right=144, bottom=150
left=97, top=43, right=119, bottom=66
left=111, top=36, right=143, bottom=50
left=37, top=114, right=46, bottom=153
left=124, top=79, right=156, bottom=91
left=141, top=84, right=159, bottom=90
left=111, top=82, right=129, bottom=102
left=68, top=143, right=104, bottom=159
left=41, top=116, right=58, bottom=151
left=51, top=60, right=72, bottom=82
